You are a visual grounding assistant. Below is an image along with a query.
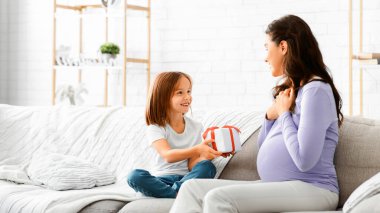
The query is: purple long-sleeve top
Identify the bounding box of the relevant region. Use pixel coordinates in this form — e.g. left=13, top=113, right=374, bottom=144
left=257, top=81, right=339, bottom=194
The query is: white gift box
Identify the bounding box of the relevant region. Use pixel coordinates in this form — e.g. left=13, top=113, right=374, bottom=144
left=203, top=127, right=242, bottom=153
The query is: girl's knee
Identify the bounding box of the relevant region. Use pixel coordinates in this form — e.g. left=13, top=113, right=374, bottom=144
left=127, top=169, right=149, bottom=186
left=195, top=160, right=216, bottom=177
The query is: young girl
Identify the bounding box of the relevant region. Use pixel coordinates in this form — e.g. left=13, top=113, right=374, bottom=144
left=127, top=71, right=222, bottom=198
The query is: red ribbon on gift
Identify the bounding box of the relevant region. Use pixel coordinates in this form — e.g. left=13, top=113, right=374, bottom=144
left=202, top=126, right=241, bottom=152
left=222, top=125, right=241, bottom=153
left=202, top=126, right=219, bottom=151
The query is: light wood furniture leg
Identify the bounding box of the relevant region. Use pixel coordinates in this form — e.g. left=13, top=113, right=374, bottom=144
left=348, top=0, right=353, bottom=115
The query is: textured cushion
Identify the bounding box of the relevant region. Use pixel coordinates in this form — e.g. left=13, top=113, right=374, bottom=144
left=79, top=200, right=128, bottom=213
left=28, top=152, right=116, bottom=190
left=343, top=172, right=380, bottom=213
left=335, top=116, right=380, bottom=207
left=350, top=193, right=380, bottom=213
left=219, top=129, right=260, bottom=180
left=118, top=198, right=174, bottom=213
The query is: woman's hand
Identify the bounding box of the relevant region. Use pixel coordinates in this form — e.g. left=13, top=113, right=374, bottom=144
left=266, top=101, right=279, bottom=120
left=195, top=139, right=222, bottom=160
left=274, top=88, right=295, bottom=116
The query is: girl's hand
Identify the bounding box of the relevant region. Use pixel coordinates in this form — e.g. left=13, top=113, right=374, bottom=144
left=274, top=88, right=295, bottom=116
left=221, top=152, right=235, bottom=158
left=196, top=139, right=222, bottom=160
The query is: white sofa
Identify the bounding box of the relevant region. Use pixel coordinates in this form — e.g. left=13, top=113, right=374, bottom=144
left=1, top=105, right=380, bottom=212
left=0, top=105, right=262, bottom=213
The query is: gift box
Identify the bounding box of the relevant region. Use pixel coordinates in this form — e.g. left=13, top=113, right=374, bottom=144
left=202, top=126, right=242, bottom=153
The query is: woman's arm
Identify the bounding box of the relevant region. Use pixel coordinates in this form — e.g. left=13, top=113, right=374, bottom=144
left=257, top=103, right=277, bottom=148
left=257, top=119, right=275, bottom=148
left=278, top=88, right=334, bottom=172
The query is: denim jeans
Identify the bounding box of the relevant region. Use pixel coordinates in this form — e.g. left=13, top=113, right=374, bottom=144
left=127, top=160, right=216, bottom=198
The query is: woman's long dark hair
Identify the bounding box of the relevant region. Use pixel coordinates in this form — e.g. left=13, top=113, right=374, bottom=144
left=266, top=15, right=343, bottom=127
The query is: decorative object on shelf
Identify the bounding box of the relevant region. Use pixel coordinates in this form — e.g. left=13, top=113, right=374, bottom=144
left=101, top=0, right=121, bottom=8
left=353, top=52, right=380, bottom=60
left=56, top=83, right=88, bottom=105
left=55, top=45, right=72, bottom=66
left=56, top=56, right=81, bottom=66
left=100, top=42, right=120, bottom=64
left=357, top=58, right=380, bottom=65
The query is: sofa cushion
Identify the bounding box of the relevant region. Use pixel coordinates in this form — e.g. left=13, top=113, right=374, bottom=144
left=118, top=198, right=174, bottom=213
left=335, top=116, right=380, bottom=207
left=79, top=200, right=128, bottom=213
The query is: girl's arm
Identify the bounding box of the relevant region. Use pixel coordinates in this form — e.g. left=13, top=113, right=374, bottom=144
left=152, top=138, right=221, bottom=163
left=187, top=155, right=204, bottom=171
left=278, top=88, right=334, bottom=172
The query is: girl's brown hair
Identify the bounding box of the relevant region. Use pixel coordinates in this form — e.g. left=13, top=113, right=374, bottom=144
left=265, top=15, right=343, bottom=127
left=145, top=71, right=192, bottom=127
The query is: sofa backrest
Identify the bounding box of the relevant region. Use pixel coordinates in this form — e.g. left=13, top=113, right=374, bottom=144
left=335, top=116, right=380, bottom=207
left=220, top=116, right=380, bottom=208
left=219, top=129, right=260, bottom=180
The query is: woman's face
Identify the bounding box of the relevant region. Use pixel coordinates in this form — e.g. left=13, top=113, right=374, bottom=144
left=265, top=34, right=286, bottom=77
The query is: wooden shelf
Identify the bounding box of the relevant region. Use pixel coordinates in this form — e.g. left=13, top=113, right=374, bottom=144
left=56, top=3, right=149, bottom=12
left=127, top=5, right=149, bottom=12
left=52, top=0, right=151, bottom=106
left=349, top=0, right=380, bottom=116
left=127, top=58, right=149, bottom=64
left=56, top=4, right=103, bottom=11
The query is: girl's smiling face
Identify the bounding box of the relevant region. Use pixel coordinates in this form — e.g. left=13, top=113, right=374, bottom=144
left=170, top=76, right=192, bottom=114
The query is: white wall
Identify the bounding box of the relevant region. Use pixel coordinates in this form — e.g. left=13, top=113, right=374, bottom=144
left=151, top=0, right=380, bottom=118
left=1, top=0, right=380, bottom=118
left=0, top=0, right=8, bottom=103
left=5, top=0, right=52, bottom=105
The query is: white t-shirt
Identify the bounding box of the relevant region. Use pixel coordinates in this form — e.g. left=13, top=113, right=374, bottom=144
left=146, top=116, right=203, bottom=176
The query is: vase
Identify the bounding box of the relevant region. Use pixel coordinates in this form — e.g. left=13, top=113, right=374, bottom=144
left=101, top=54, right=117, bottom=65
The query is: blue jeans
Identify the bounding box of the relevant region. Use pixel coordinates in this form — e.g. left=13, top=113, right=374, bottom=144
left=127, top=160, right=216, bottom=198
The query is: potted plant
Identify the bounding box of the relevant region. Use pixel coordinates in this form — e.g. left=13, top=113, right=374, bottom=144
left=100, top=42, right=120, bottom=63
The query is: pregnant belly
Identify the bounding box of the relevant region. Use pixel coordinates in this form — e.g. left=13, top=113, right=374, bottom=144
left=257, top=138, right=298, bottom=181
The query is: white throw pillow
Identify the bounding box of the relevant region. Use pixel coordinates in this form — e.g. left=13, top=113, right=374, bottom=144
left=27, top=152, right=116, bottom=190
left=350, top=193, right=380, bottom=213
left=343, top=172, right=380, bottom=213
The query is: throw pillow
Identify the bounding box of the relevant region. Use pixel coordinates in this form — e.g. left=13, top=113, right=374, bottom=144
left=343, top=172, right=380, bottom=213
left=27, top=151, right=115, bottom=190
left=349, top=193, right=380, bottom=213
